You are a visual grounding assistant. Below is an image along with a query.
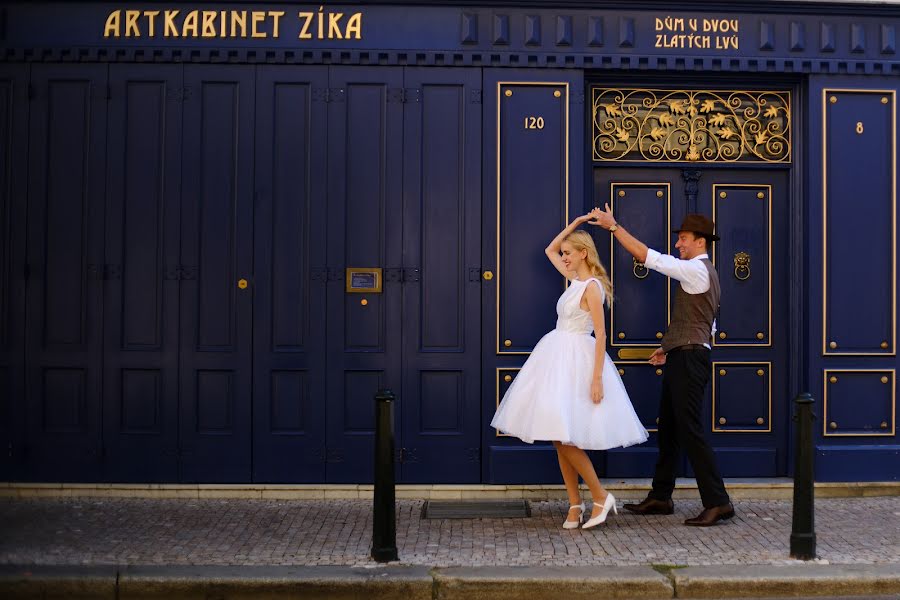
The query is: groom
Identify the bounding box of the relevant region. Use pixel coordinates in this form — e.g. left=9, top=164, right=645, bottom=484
left=592, top=205, right=735, bottom=526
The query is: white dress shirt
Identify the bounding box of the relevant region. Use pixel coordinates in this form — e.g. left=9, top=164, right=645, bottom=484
left=643, top=250, right=717, bottom=345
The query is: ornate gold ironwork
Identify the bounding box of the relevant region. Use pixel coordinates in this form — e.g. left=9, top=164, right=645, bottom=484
left=592, top=88, right=791, bottom=163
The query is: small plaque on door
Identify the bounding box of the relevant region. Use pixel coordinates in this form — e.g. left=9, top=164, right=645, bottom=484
left=346, top=267, right=382, bottom=293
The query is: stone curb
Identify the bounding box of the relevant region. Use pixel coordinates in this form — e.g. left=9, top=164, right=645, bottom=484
left=3, top=563, right=900, bottom=599
left=432, top=566, right=673, bottom=599
left=674, top=564, right=900, bottom=598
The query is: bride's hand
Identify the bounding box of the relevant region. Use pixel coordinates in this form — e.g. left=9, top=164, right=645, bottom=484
left=591, top=378, right=604, bottom=404
left=584, top=208, right=604, bottom=225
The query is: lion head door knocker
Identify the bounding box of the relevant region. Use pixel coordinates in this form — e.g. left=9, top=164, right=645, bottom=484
left=633, top=257, right=650, bottom=279
left=733, top=251, right=751, bottom=281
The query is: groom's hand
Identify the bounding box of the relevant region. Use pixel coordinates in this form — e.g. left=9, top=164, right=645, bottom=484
left=648, top=347, right=667, bottom=366
left=588, top=203, right=618, bottom=230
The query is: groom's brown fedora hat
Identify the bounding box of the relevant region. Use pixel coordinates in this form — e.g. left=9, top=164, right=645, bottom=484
left=673, top=214, right=720, bottom=242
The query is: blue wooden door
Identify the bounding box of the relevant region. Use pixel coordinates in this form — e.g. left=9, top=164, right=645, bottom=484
left=399, top=68, right=482, bottom=483
left=482, top=70, right=585, bottom=484
left=0, top=64, right=28, bottom=480
left=252, top=66, right=329, bottom=482
left=325, top=67, right=404, bottom=482
left=178, top=65, right=255, bottom=482
left=102, top=65, right=183, bottom=482
left=24, top=64, right=108, bottom=481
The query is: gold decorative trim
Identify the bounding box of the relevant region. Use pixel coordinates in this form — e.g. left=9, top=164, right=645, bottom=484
left=712, top=184, right=773, bottom=348
left=609, top=182, right=671, bottom=347
left=822, top=89, right=896, bottom=356
left=613, top=361, right=660, bottom=432
left=497, top=82, right=569, bottom=355
left=712, top=362, right=773, bottom=433
left=823, top=369, right=896, bottom=437
left=495, top=367, right=522, bottom=437
left=591, top=88, right=791, bottom=163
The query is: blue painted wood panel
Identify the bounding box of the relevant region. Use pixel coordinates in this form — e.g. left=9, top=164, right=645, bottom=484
left=824, top=90, right=895, bottom=355
left=252, top=66, right=328, bottom=482
left=0, top=65, right=27, bottom=481
left=482, top=68, right=584, bottom=485
left=24, top=64, right=107, bottom=481
left=325, top=67, right=403, bottom=483
left=824, top=370, right=895, bottom=436
left=102, top=64, right=182, bottom=482
left=401, top=68, right=482, bottom=483
left=178, top=65, right=254, bottom=482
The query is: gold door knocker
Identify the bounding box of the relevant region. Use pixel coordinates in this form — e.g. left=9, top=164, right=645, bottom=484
left=633, top=257, right=649, bottom=279
left=733, top=251, right=751, bottom=281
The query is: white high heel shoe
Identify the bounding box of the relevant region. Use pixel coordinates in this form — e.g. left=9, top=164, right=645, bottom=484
left=582, top=493, right=617, bottom=529
left=562, top=502, right=586, bottom=529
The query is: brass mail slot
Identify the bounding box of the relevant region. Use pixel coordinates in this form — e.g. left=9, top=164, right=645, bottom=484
left=617, top=348, right=656, bottom=360
left=345, top=267, right=382, bottom=293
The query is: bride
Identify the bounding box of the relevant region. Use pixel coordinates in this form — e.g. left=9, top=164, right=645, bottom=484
left=491, top=209, right=648, bottom=529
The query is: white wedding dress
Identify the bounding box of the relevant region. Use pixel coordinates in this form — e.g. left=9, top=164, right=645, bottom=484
left=491, top=278, right=649, bottom=450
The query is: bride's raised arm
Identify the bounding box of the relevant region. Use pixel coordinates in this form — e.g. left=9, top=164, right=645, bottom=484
left=545, top=209, right=603, bottom=278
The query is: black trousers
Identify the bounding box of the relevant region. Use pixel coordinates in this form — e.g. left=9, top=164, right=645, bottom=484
left=649, top=347, right=730, bottom=508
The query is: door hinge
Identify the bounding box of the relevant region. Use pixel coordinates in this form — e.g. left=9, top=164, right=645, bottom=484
left=467, top=448, right=481, bottom=463
left=470, top=89, right=483, bottom=104
left=388, top=88, right=420, bottom=103
left=87, top=264, right=121, bottom=280
left=316, top=447, right=345, bottom=463
left=468, top=268, right=483, bottom=282
left=321, top=88, right=345, bottom=103
left=163, top=265, right=200, bottom=280
left=397, top=447, right=419, bottom=464
left=403, top=268, right=420, bottom=283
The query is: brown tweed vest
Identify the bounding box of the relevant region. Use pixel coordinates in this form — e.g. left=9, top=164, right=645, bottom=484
left=660, top=258, right=720, bottom=353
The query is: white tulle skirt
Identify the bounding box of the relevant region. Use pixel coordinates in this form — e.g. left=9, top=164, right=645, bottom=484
left=491, top=329, right=649, bottom=451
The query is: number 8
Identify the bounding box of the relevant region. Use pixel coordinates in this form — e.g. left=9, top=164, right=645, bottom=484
left=856, top=121, right=864, bottom=134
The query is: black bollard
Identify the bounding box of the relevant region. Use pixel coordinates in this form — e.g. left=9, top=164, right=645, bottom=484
left=372, top=389, right=398, bottom=562
left=790, top=392, right=816, bottom=560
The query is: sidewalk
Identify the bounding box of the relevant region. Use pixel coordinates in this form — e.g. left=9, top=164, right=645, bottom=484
left=1, top=493, right=899, bottom=598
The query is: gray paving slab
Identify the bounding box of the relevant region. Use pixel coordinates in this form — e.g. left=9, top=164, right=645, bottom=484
left=2, top=496, right=898, bottom=568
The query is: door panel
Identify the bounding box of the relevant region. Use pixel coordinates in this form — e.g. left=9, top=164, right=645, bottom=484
left=25, top=64, right=108, bottom=481
left=0, top=65, right=28, bottom=480
left=325, top=67, right=403, bottom=482
left=178, top=65, right=254, bottom=482
left=700, top=169, right=789, bottom=477
left=103, top=65, right=183, bottom=482
left=252, top=66, right=328, bottom=482
left=400, top=68, right=481, bottom=483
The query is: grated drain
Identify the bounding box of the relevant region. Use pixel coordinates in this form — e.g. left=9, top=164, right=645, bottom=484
left=422, top=499, right=531, bottom=519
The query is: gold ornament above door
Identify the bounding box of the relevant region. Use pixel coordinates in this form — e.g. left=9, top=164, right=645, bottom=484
left=591, top=88, right=791, bottom=163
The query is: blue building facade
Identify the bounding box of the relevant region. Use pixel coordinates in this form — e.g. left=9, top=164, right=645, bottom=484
left=0, top=0, right=897, bottom=484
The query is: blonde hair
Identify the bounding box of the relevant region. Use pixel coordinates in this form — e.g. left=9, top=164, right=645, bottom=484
left=564, top=230, right=614, bottom=306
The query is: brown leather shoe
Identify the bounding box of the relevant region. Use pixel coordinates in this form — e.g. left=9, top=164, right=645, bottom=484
left=622, top=497, right=674, bottom=515
left=684, top=502, right=735, bottom=526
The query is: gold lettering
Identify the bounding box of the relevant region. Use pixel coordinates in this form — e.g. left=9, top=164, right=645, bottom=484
left=182, top=10, right=198, bottom=37
left=201, top=11, right=217, bottom=37
left=251, top=11, right=266, bottom=38
left=231, top=11, right=247, bottom=38
left=317, top=6, right=324, bottom=39
left=269, top=11, right=285, bottom=38
left=328, top=12, right=343, bottom=39
left=164, top=10, right=179, bottom=37
left=124, top=10, right=140, bottom=37
left=144, top=11, right=160, bottom=37
left=298, top=12, right=313, bottom=39
left=220, top=11, right=226, bottom=38
left=103, top=10, right=121, bottom=38
left=345, top=12, right=362, bottom=39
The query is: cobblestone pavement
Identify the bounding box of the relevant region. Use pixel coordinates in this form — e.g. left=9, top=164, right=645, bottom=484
left=1, top=496, right=898, bottom=567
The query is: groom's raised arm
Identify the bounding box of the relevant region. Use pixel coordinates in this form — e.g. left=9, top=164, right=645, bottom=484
left=591, top=203, right=649, bottom=263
